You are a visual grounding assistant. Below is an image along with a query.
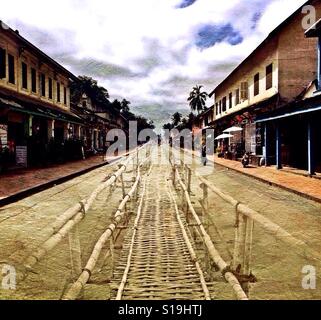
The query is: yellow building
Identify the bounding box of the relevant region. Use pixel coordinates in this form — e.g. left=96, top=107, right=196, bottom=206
left=0, top=21, right=82, bottom=167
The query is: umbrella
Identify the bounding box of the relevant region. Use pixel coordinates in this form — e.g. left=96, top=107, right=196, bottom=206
left=224, top=126, right=243, bottom=133
left=215, top=133, right=234, bottom=140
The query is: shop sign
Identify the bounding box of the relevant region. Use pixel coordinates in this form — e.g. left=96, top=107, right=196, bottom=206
left=0, top=124, right=8, bottom=148
left=16, top=146, right=28, bottom=168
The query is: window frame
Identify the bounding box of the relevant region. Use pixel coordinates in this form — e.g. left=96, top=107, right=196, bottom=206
left=48, top=77, right=53, bottom=100
left=31, top=68, right=37, bottom=93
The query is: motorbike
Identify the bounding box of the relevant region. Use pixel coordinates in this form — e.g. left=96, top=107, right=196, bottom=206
left=242, top=152, right=250, bottom=168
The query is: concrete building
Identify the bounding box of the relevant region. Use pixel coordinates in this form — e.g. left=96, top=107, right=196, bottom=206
left=205, top=0, right=321, bottom=164
left=0, top=20, right=82, bottom=167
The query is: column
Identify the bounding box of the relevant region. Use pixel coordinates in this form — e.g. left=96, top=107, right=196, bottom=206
left=308, top=120, right=315, bottom=176
left=276, top=123, right=282, bottom=170
left=48, top=119, right=55, bottom=140
left=317, top=37, right=321, bottom=90
left=28, top=115, right=33, bottom=137
left=264, top=123, right=269, bottom=166
left=63, top=122, right=69, bottom=140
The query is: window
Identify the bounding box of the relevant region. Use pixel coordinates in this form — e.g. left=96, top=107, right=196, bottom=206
left=21, top=62, right=28, bottom=89
left=266, top=63, right=273, bottom=90
left=235, top=88, right=240, bottom=105
left=0, top=48, right=6, bottom=79
left=31, top=68, right=37, bottom=93
left=222, top=97, right=227, bottom=112
left=41, top=73, right=46, bottom=96
left=56, top=82, right=61, bottom=102
left=254, top=73, right=260, bottom=96
left=8, top=54, right=15, bottom=84
left=229, top=92, right=233, bottom=109
left=215, top=103, right=218, bottom=115
left=63, top=87, right=67, bottom=105
left=219, top=100, right=222, bottom=114
left=48, top=78, right=53, bottom=99
left=240, top=82, right=248, bottom=100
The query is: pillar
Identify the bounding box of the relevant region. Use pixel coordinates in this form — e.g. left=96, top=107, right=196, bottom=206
left=317, top=37, right=321, bottom=90
left=48, top=119, right=55, bottom=140
left=264, top=123, right=269, bottom=166
left=276, top=123, right=282, bottom=170
left=28, top=115, right=33, bottom=137
left=63, top=122, right=69, bottom=140
left=308, top=120, right=315, bottom=176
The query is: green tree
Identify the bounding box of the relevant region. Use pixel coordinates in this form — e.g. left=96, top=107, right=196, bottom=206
left=121, top=99, right=131, bottom=113
left=71, top=76, right=110, bottom=106
left=188, top=85, right=208, bottom=114
left=172, top=112, right=182, bottom=127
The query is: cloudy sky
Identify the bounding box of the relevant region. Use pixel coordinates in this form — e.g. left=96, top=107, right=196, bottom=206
left=1, top=0, right=307, bottom=130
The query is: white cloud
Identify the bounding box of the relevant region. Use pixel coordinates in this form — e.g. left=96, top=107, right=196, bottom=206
left=0, top=0, right=309, bottom=129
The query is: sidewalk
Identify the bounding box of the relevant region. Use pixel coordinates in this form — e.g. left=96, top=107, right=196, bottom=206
left=183, top=148, right=321, bottom=203
left=0, top=154, right=116, bottom=204
left=214, top=156, right=321, bottom=203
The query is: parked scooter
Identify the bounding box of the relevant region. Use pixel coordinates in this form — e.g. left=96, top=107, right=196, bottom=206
left=242, top=152, right=250, bottom=168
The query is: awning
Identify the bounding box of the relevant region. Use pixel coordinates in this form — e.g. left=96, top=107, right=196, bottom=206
left=256, top=104, right=321, bottom=123
left=0, top=95, right=83, bottom=125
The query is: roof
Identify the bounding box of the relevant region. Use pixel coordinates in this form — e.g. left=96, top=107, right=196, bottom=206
left=209, top=0, right=311, bottom=97
left=0, top=20, right=77, bottom=81
left=305, top=18, right=321, bottom=37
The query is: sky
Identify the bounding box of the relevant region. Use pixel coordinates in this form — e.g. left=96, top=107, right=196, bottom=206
left=1, top=0, right=308, bottom=130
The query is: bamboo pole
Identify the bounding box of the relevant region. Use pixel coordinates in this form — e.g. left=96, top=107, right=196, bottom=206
left=167, top=180, right=211, bottom=300
left=197, top=175, right=321, bottom=264
left=62, top=155, right=152, bottom=300
left=116, top=172, right=148, bottom=300
left=173, top=166, right=248, bottom=300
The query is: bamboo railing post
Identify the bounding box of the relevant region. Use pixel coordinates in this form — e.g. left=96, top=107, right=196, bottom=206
left=68, top=226, right=82, bottom=282
left=242, top=217, right=254, bottom=295
left=232, top=211, right=246, bottom=272
left=110, top=236, right=115, bottom=278
left=187, top=166, right=192, bottom=195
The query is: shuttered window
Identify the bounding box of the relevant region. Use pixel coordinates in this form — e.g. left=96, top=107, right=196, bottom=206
left=235, top=88, right=240, bottom=105
left=8, top=54, right=15, bottom=84
left=266, top=64, right=273, bottom=90
left=31, top=68, right=37, bottom=93
left=21, top=62, right=28, bottom=89
left=240, top=82, right=248, bottom=100
left=254, top=73, right=260, bottom=96
left=229, top=92, right=233, bottom=109
left=56, top=82, right=61, bottom=102
left=0, top=48, right=6, bottom=79
left=48, top=78, right=53, bottom=99
left=41, top=73, right=46, bottom=96
left=64, top=87, right=67, bottom=105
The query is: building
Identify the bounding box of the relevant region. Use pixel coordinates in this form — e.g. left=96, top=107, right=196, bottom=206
left=71, top=93, right=128, bottom=154
left=205, top=0, right=321, bottom=164
left=0, top=20, right=82, bottom=168
left=255, top=18, right=321, bottom=175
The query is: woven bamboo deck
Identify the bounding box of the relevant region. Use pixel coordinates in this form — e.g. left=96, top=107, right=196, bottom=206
left=111, top=165, right=211, bottom=300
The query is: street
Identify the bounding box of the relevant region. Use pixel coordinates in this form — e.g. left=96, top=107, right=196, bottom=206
left=0, top=145, right=320, bottom=300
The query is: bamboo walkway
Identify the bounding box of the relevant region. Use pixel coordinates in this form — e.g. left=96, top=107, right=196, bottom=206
left=111, top=165, right=211, bottom=300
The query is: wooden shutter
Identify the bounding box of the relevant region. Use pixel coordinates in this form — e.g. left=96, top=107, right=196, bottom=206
left=240, top=82, right=248, bottom=100
left=0, top=48, right=6, bottom=79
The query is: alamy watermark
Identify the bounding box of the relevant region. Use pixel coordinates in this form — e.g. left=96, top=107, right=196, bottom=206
left=1, top=264, right=16, bottom=291
left=302, top=5, right=317, bottom=30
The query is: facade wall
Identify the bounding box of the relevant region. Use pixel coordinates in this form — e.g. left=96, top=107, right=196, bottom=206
left=277, top=2, right=321, bottom=102
left=213, top=37, right=279, bottom=122
left=0, top=30, right=71, bottom=110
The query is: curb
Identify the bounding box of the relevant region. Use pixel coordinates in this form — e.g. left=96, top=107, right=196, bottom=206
left=0, top=157, right=121, bottom=208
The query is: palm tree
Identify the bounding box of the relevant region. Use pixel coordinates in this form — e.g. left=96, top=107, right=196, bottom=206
left=188, top=85, right=208, bottom=114
left=172, top=112, right=182, bottom=127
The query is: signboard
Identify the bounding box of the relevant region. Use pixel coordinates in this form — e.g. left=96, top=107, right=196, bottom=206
left=0, top=124, right=8, bottom=149
left=16, top=146, right=28, bottom=168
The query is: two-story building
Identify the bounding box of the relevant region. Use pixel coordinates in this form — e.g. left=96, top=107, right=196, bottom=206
left=0, top=20, right=82, bottom=167
left=206, top=0, right=321, bottom=166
